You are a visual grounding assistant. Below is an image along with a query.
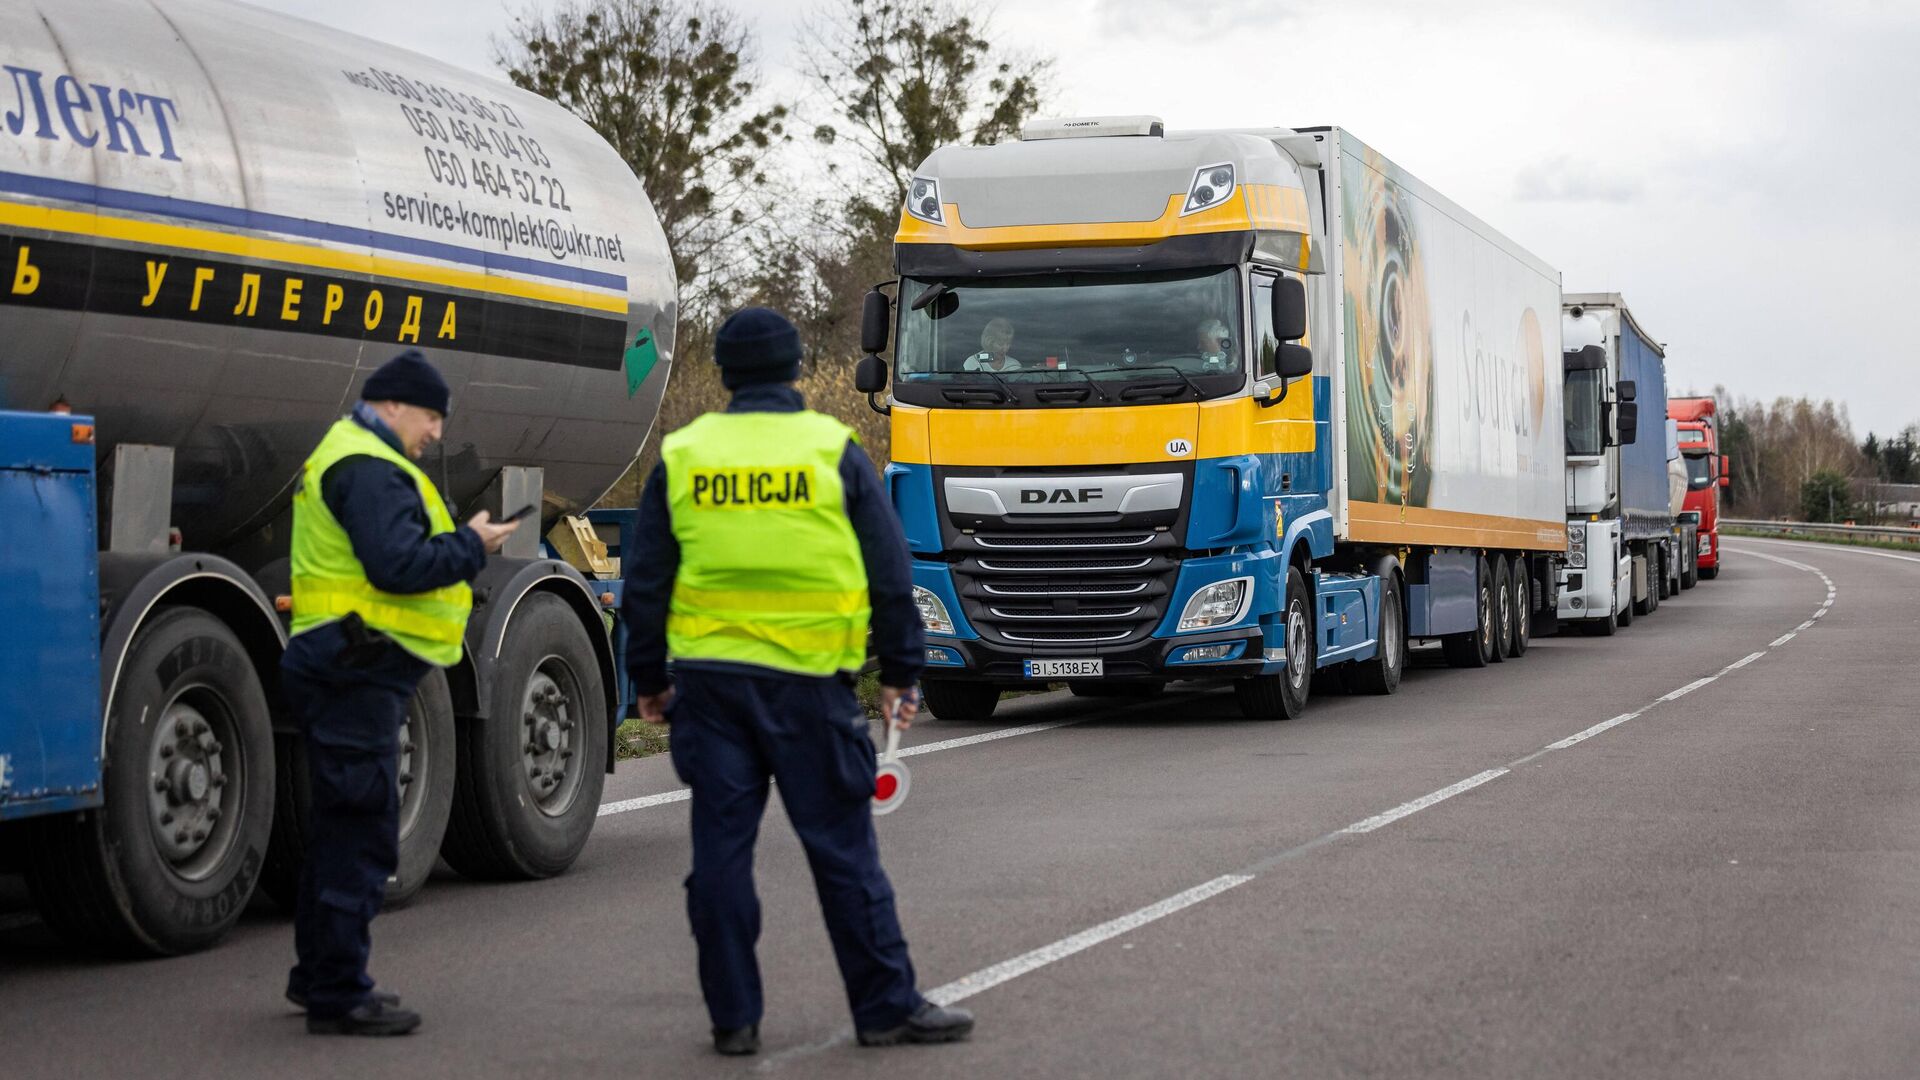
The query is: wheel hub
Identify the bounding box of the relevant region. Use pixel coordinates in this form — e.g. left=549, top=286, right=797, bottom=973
left=145, top=699, right=236, bottom=877
left=521, top=663, right=583, bottom=816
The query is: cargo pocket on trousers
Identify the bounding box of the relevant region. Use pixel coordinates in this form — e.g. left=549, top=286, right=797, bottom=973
left=312, top=750, right=394, bottom=819
left=863, top=879, right=907, bottom=951
left=826, top=701, right=879, bottom=804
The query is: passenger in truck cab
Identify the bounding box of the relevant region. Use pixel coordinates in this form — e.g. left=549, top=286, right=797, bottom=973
left=962, top=317, right=1022, bottom=372
left=1195, top=318, right=1233, bottom=368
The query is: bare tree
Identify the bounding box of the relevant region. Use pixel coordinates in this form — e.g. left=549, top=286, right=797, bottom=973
left=801, top=0, right=1050, bottom=239
left=498, top=0, right=788, bottom=311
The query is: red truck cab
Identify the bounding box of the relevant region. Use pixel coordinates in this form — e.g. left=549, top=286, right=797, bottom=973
left=1669, top=397, right=1729, bottom=579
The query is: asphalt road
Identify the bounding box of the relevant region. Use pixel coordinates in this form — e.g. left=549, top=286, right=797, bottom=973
left=3, top=537, right=1915, bottom=1079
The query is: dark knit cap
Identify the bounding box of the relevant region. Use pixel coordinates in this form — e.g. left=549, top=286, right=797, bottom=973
left=713, top=307, right=802, bottom=388
left=361, top=349, right=452, bottom=416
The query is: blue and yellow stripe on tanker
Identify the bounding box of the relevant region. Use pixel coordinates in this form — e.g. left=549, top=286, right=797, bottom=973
left=0, top=196, right=627, bottom=315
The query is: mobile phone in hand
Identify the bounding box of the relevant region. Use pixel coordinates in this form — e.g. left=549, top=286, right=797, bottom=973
left=500, top=503, right=536, bottom=524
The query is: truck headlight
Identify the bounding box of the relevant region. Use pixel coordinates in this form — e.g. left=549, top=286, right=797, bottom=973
left=905, top=176, right=944, bottom=225
left=913, top=586, right=954, bottom=634
left=1178, top=577, right=1251, bottom=631
left=1181, top=162, right=1236, bottom=216
left=1567, top=528, right=1586, bottom=568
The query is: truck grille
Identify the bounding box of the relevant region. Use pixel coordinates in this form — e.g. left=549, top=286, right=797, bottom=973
left=952, top=529, right=1178, bottom=649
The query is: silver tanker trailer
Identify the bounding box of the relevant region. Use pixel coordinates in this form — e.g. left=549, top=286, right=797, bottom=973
left=0, top=0, right=674, bottom=953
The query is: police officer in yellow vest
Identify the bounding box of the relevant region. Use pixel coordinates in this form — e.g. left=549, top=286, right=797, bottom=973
left=623, top=308, right=974, bottom=1055
left=282, top=350, right=519, bottom=1036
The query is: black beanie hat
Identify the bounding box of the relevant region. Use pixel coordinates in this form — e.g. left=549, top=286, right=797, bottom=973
left=713, top=307, right=802, bottom=388
left=361, top=349, right=452, bottom=416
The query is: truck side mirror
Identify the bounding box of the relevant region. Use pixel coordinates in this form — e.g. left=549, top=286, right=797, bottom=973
left=1562, top=345, right=1605, bottom=371
left=1277, top=343, right=1313, bottom=379
left=1719, top=454, right=1731, bottom=489
left=1271, top=276, right=1307, bottom=342
left=1618, top=379, right=1637, bottom=403
left=1616, top=401, right=1640, bottom=445
left=855, top=353, right=889, bottom=394
left=860, top=289, right=891, bottom=355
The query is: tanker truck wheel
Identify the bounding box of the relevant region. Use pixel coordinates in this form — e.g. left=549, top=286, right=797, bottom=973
left=1442, top=556, right=1495, bottom=668
left=442, top=593, right=607, bottom=880
left=921, top=680, right=1002, bottom=723
left=261, top=669, right=456, bottom=910
left=23, top=607, right=274, bottom=955
left=1234, top=567, right=1313, bottom=720
left=1488, top=555, right=1513, bottom=664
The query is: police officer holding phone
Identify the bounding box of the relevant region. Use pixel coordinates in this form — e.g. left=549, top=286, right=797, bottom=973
left=622, top=308, right=974, bottom=1055
left=281, top=350, right=519, bottom=1035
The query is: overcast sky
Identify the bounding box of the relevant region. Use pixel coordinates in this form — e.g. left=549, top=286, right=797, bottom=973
left=254, top=0, right=1920, bottom=438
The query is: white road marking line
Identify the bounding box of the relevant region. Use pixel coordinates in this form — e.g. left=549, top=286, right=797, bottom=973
left=596, top=789, right=691, bottom=816
left=597, top=718, right=1084, bottom=818
left=1722, top=651, right=1766, bottom=673
left=1796, top=620, right=1815, bottom=631
left=924, top=874, right=1254, bottom=1006
left=1544, top=712, right=1642, bottom=751
left=1658, top=676, right=1718, bottom=703
left=1339, top=769, right=1510, bottom=834
left=897, top=720, right=1079, bottom=758
left=1771, top=633, right=1796, bottom=647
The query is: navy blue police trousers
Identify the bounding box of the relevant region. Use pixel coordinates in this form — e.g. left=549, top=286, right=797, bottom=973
left=668, top=668, right=924, bottom=1032
left=280, top=629, right=422, bottom=1018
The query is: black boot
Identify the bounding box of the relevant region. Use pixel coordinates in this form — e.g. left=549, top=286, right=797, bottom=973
left=713, top=1024, right=761, bottom=1056
left=307, top=1000, right=422, bottom=1036
left=287, top=987, right=401, bottom=1013
left=857, top=1002, right=975, bottom=1046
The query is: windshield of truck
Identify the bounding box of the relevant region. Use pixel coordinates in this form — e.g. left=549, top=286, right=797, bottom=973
left=1565, top=369, right=1604, bottom=456
left=893, top=267, right=1244, bottom=407
left=1685, top=452, right=1714, bottom=490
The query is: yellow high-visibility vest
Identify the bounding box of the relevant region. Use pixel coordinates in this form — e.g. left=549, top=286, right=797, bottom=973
left=663, top=410, right=869, bottom=676
left=290, top=418, right=473, bottom=667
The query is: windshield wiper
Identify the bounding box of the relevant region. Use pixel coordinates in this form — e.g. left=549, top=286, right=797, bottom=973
left=1040, top=367, right=1111, bottom=404
left=941, top=367, right=1016, bottom=405
left=1115, top=364, right=1205, bottom=400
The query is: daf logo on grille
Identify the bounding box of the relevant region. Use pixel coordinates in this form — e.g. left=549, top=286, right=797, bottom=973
left=1021, top=487, right=1102, bottom=505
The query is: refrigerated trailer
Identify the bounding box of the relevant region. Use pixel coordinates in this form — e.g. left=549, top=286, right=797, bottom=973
left=0, top=0, right=675, bottom=954
left=852, top=117, right=1565, bottom=721
left=1557, top=295, right=1677, bottom=634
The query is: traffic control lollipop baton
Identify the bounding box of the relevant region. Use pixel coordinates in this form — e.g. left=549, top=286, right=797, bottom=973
left=871, top=688, right=914, bottom=815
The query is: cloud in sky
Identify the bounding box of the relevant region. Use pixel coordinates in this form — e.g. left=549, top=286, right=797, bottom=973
left=251, top=0, right=1920, bottom=437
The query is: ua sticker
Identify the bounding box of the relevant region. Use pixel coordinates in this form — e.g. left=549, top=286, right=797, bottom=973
left=623, top=328, right=660, bottom=398
left=1166, top=438, right=1193, bottom=457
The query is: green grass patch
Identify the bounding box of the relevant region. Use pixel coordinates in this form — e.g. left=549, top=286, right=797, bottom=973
left=615, top=718, right=671, bottom=761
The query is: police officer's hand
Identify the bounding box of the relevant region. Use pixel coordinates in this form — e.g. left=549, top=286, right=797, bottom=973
left=466, top=510, right=521, bottom=553
left=638, top=688, right=676, bottom=724
left=880, top=685, right=920, bottom=730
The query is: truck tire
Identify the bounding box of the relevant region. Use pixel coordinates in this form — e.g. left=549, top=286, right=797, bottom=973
left=23, top=607, right=274, bottom=955
left=1507, top=557, right=1532, bottom=658
left=1617, top=584, right=1635, bottom=627
left=1234, top=567, right=1312, bottom=720
left=921, top=680, right=1002, bottom=722
left=442, top=593, right=607, bottom=881
left=1349, top=570, right=1404, bottom=695
left=1699, top=563, right=1719, bottom=581
left=1441, top=556, right=1494, bottom=668
left=1488, top=555, right=1512, bottom=664
left=1681, top=549, right=1699, bottom=589
left=1636, top=550, right=1660, bottom=616
left=1659, top=546, right=1675, bottom=599
left=261, top=669, right=456, bottom=910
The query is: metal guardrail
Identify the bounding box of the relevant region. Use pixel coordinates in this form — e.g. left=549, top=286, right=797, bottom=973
left=1724, top=519, right=1920, bottom=545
